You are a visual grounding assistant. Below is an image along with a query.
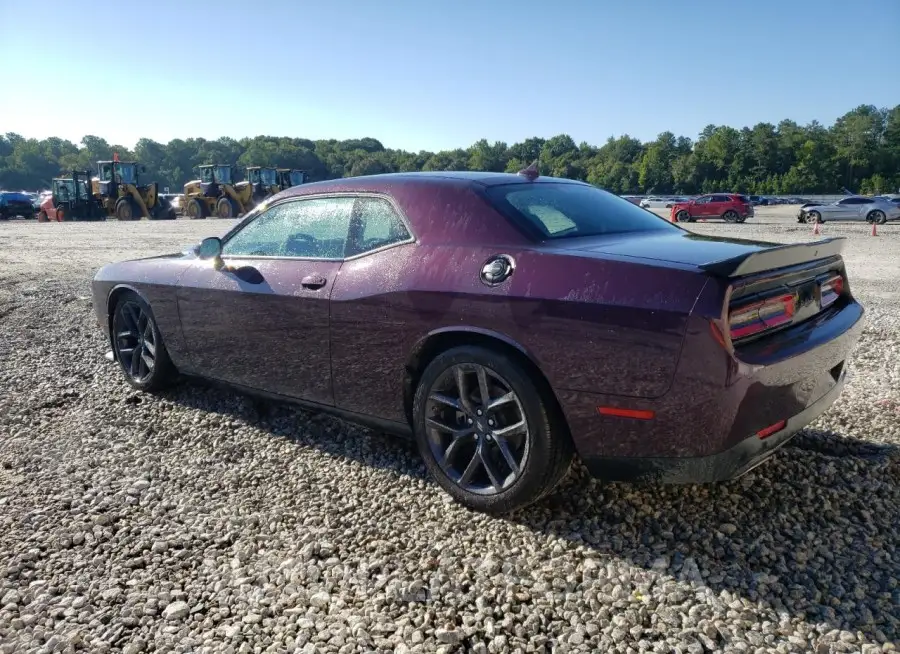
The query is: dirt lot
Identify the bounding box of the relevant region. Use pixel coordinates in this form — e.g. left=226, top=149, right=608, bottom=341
left=0, top=206, right=898, bottom=653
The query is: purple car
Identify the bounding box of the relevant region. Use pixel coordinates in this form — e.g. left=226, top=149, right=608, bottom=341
left=91, top=169, right=865, bottom=514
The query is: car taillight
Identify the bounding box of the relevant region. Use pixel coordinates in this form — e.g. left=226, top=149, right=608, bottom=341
left=820, top=274, right=844, bottom=309
left=729, top=293, right=796, bottom=340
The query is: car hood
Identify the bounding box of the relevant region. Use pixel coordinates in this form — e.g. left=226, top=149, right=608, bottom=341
left=544, top=231, right=778, bottom=269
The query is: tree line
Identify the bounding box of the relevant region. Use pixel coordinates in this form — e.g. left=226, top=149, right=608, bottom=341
left=2, top=104, right=898, bottom=196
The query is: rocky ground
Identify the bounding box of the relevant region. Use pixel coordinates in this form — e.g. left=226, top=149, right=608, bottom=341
left=0, top=207, right=898, bottom=653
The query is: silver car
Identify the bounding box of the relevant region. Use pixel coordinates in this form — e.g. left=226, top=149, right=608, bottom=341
left=797, top=196, right=900, bottom=224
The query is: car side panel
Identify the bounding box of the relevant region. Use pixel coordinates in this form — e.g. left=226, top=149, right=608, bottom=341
left=329, top=244, right=706, bottom=424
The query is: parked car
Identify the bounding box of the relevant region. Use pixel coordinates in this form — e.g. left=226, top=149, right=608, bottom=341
left=0, top=191, right=37, bottom=219
left=747, top=195, right=770, bottom=206
left=621, top=195, right=643, bottom=206
left=92, top=170, right=865, bottom=514
left=670, top=193, right=754, bottom=223
left=640, top=196, right=689, bottom=209
left=160, top=193, right=184, bottom=215
left=797, top=196, right=900, bottom=224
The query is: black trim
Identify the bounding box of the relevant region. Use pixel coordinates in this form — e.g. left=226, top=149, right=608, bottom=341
left=583, top=369, right=847, bottom=484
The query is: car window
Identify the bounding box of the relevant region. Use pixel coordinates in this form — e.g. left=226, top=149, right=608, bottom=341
left=858, top=198, right=874, bottom=204
left=484, top=182, right=679, bottom=240
left=694, top=196, right=711, bottom=204
left=711, top=195, right=730, bottom=202
left=222, top=197, right=355, bottom=259
left=838, top=198, right=859, bottom=205
left=345, top=197, right=412, bottom=257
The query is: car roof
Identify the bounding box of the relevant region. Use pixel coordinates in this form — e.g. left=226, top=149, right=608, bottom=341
left=280, top=171, right=588, bottom=199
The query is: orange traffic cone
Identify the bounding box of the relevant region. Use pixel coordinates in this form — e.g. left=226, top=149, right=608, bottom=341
left=669, top=207, right=676, bottom=223
left=871, top=221, right=878, bottom=237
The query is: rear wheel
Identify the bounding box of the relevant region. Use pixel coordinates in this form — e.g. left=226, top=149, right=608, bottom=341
left=111, top=291, right=176, bottom=392
left=867, top=210, right=887, bottom=225
left=412, top=345, right=575, bottom=514
left=723, top=210, right=738, bottom=223
left=676, top=210, right=692, bottom=223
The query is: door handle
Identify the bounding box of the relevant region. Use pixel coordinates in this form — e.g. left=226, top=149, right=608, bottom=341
left=301, top=274, right=327, bottom=290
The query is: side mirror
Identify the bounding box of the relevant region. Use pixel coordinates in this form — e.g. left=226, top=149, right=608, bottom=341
left=198, top=236, right=222, bottom=260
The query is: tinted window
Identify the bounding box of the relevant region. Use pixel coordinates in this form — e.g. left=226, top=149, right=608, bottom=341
left=222, top=197, right=354, bottom=258
left=694, top=196, right=711, bottom=204
left=711, top=195, right=730, bottom=202
left=346, top=197, right=412, bottom=257
left=485, top=183, right=678, bottom=240
left=839, top=198, right=863, bottom=205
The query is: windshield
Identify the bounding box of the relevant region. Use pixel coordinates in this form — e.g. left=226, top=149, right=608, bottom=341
left=260, top=168, right=277, bottom=186
left=484, top=182, right=679, bottom=240
left=215, top=166, right=232, bottom=184
left=98, top=163, right=113, bottom=182
left=289, top=171, right=306, bottom=186
left=115, top=163, right=136, bottom=184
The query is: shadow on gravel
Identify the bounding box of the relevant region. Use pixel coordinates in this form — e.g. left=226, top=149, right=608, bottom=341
left=163, top=380, right=900, bottom=643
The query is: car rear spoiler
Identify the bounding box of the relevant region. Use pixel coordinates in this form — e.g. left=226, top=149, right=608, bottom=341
left=700, top=237, right=847, bottom=278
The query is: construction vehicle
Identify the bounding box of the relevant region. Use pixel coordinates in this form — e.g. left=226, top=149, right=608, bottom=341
left=92, top=156, right=176, bottom=221
left=277, top=168, right=308, bottom=189
left=246, top=166, right=281, bottom=205
left=182, top=164, right=254, bottom=219
left=38, top=170, right=105, bottom=222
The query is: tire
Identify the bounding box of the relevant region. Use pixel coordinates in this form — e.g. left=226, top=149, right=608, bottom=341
left=722, top=210, right=738, bottom=223
left=216, top=196, right=238, bottom=218
left=867, top=210, right=887, bottom=225
left=807, top=210, right=822, bottom=224
left=412, top=345, right=575, bottom=514
left=186, top=198, right=207, bottom=219
left=111, top=291, right=176, bottom=392
left=676, top=210, right=692, bottom=223
left=115, top=197, right=138, bottom=221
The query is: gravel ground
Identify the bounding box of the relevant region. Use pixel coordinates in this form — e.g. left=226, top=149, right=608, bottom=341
left=0, top=207, right=898, bottom=654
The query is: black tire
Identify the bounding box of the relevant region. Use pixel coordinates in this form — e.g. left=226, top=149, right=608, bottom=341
left=111, top=291, right=176, bottom=392
left=807, top=210, right=822, bottom=224
left=722, top=210, right=738, bottom=223
left=186, top=198, right=207, bottom=219
left=115, top=197, right=139, bottom=221
left=151, top=197, right=177, bottom=220
left=867, top=210, right=887, bottom=225
left=216, top=196, right=239, bottom=218
left=412, top=345, right=575, bottom=514
left=676, top=210, right=693, bottom=223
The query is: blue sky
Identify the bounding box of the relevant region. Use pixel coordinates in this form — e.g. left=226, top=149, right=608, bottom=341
left=2, top=0, right=897, bottom=152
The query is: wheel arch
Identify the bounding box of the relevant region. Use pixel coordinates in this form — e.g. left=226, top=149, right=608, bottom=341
left=402, top=326, right=569, bottom=436
left=106, top=284, right=151, bottom=344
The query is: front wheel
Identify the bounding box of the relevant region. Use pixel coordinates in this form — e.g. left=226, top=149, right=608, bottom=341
left=867, top=210, right=887, bottom=225
left=111, top=291, right=176, bottom=392
left=807, top=210, right=822, bottom=224
left=676, top=210, right=692, bottom=223
left=115, top=198, right=138, bottom=221
left=412, top=346, right=575, bottom=514
left=216, top=196, right=239, bottom=218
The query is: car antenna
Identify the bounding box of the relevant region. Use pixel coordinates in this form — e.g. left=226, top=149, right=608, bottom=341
left=517, top=160, right=540, bottom=181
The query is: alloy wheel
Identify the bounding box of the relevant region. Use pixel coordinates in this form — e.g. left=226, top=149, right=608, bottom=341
left=113, top=301, right=157, bottom=383
left=424, top=363, right=530, bottom=495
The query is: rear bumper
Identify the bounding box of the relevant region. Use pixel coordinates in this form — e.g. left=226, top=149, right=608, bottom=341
left=582, top=365, right=846, bottom=483
left=558, top=298, right=864, bottom=483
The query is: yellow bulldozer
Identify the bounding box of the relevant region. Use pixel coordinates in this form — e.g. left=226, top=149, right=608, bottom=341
left=182, top=164, right=256, bottom=219
left=246, top=166, right=283, bottom=205
left=92, top=157, right=176, bottom=221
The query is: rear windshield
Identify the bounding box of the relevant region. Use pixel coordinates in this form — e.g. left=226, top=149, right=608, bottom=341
left=484, top=182, right=679, bottom=240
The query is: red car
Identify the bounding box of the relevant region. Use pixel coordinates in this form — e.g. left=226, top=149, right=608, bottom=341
left=670, top=194, right=754, bottom=223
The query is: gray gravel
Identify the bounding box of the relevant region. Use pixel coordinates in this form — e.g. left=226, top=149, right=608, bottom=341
left=1, top=208, right=898, bottom=653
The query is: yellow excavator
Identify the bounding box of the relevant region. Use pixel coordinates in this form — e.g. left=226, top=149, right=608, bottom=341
left=92, top=157, right=176, bottom=220
left=182, top=164, right=254, bottom=219
left=246, top=166, right=282, bottom=205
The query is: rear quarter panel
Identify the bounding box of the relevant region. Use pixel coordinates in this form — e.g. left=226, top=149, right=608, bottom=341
left=330, top=241, right=708, bottom=424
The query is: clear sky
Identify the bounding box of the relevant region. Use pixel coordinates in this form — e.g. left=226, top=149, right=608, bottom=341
left=2, top=0, right=898, bottom=152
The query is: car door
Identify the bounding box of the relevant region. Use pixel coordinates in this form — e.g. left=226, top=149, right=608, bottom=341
left=851, top=198, right=875, bottom=220
left=175, top=195, right=355, bottom=405
left=708, top=194, right=730, bottom=217
left=829, top=198, right=858, bottom=220
left=691, top=195, right=712, bottom=217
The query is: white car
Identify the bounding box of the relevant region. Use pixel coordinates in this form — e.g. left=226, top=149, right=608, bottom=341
left=640, top=196, right=689, bottom=209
